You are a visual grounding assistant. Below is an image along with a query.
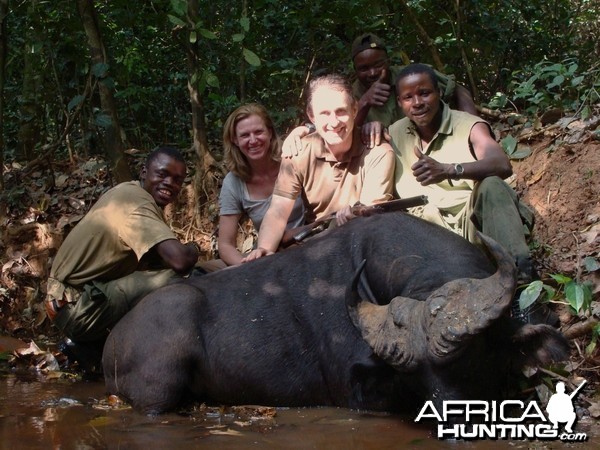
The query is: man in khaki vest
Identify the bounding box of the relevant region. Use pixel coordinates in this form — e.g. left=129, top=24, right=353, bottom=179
left=387, top=63, right=556, bottom=326
left=46, top=146, right=200, bottom=373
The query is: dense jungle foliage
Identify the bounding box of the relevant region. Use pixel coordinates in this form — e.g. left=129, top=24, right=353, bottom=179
left=0, top=0, right=598, bottom=188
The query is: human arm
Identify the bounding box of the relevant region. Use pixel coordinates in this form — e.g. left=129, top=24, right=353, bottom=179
left=359, top=143, right=395, bottom=205
left=217, top=213, right=244, bottom=266
left=281, top=125, right=312, bottom=158
left=241, top=195, right=296, bottom=262
left=355, top=68, right=391, bottom=128
left=411, top=123, right=512, bottom=186
left=154, top=239, right=199, bottom=274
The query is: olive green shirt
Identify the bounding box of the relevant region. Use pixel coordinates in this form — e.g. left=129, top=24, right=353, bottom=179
left=49, top=181, right=176, bottom=290
left=389, top=102, right=488, bottom=236
left=352, top=65, right=457, bottom=127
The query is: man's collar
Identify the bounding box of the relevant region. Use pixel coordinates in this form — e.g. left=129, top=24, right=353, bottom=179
left=313, top=128, right=364, bottom=162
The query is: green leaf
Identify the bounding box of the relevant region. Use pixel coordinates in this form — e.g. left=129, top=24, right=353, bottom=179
left=549, top=273, right=572, bottom=285
left=67, top=95, right=85, bottom=112
left=94, top=113, right=113, bottom=129
left=519, top=280, right=544, bottom=310
left=242, top=48, right=261, bottom=67
left=571, top=75, right=585, bottom=87
left=581, top=105, right=592, bottom=121
left=510, top=148, right=532, bottom=160
left=189, top=31, right=197, bottom=44
left=170, top=0, right=187, bottom=16
left=500, top=135, right=518, bottom=156
left=91, top=63, right=109, bottom=78
left=543, top=284, right=557, bottom=300
left=167, top=14, right=186, bottom=27
left=585, top=339, right=596, bottom=355
left=240, top=17, right=250, bottom=32
left=205, top=71, right=220, bottom=88
left=565, top=281, right=591, bottom=313
left=584, top=256, right=600, bottom=272
left=546, top=75, right=565, bottom=89
left=232, top=33, right=245, bottom=42
left=199, top=29, right=217, bottom=40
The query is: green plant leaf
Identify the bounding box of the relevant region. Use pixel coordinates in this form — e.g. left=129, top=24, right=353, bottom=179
left=549, top=273, right=572, bottom=285
left=571, top=75, right=585, bottom=87
left=91, top=63, right=109, bottom=78
left=584, top=256, right=600, bottom=272
left=546, top=75, right=565, bottom=89
left=67, top=95, right=85, bottom=112
left=199, top=29, right=217, bottom=40
left=242, top=48, right=261, bottom=67
left=542, top=284, right=557, bottom=300
left=205, top=71, right=219, bottom=88
left=232, top=33, right=245, bottom=42
left=94, top=112, right=113, bottom=129
left=586, top=339, right=597, bottom=355
left=581, top=105, right=592, bottom=121
left=167, top=14, right=186, bottom=27
left=500, top=135, right=518, bottom=156
left=240, top=17, right=250, bottom=32
left=510, top=148, right=532, bottom=160
left=565, top=281, right=592, bottom=313
left=189, top=31, right=197, bottom=44
left=519, top=280, right=544, bottom=310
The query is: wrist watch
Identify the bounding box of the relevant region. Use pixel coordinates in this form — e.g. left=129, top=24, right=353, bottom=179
left=452, top=163, right=464, bottom=180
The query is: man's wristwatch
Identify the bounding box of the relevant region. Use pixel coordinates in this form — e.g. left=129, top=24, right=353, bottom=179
left=452, top=163, right=464, bottom=180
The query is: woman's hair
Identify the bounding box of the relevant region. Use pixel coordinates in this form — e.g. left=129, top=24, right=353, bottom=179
left=223, top=103, right=280, bottom=181
left=305, top=73, right=355, bottom=117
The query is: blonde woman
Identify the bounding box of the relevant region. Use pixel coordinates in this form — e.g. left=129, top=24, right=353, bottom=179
left=216, top=103, right=305, bottom=266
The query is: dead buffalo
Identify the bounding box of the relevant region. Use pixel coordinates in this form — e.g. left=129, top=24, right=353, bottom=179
left=102, top=212, right=568, bottom=414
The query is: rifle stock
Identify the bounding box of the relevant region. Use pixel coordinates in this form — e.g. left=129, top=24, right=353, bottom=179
left=279, top=195, right=428, bottom=248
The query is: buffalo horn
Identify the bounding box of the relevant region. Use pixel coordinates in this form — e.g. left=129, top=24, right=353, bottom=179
left=346, top=233, right=516, bottom=370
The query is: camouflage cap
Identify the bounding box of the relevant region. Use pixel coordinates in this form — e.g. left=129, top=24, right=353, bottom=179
left=351, top=33, right=387, bottom=59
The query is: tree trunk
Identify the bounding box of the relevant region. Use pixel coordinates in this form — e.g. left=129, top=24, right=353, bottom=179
left=454, top=0, right=479, bottom=102
left=186, top=0, right=219, bottom=217
left=77, top=0, right=131, bottom=183
left=398, top=0, right=445, bottom=71
left=17, top=0, right=41, bottom=161
left=239, top=0, right=247, bottom=103
left=0, top=0, right=7, bottom=190
left=18, top=44, right=40, bottom=161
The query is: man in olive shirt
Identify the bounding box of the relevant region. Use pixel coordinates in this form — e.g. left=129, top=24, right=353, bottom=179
left=351, top=33, right=478, bottom=147
left=46, top=146, right=200, bottom=371
left=388, top=64, right=555, bottom=325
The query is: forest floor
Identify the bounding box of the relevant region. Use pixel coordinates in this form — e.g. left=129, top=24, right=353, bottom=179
left=0, top=113, right=599, bottom=423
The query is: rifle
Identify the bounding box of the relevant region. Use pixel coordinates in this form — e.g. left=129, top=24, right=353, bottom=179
left=569, top=380, right=587, bottom=400
left=279, top=195, right=428, bottom=249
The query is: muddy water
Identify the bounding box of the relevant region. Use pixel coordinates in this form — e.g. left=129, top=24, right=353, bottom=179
left=1, top=371, right=597, bottom=449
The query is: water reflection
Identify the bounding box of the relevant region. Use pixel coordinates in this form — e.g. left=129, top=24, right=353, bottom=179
left=0, top=372, right=596, bottom=449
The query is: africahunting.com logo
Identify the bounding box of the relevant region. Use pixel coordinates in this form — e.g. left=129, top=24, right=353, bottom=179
left=415, top=380, right=588, bottom=442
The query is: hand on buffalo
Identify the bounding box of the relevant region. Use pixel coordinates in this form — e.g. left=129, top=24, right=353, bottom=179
left=281, top=125, right=311, bottom=159
left=411, top=146, right=453, bottom=186
left=360, top=121, right=389, bottom=149
left=241, top=247, right=274, bottom=263
left=335, top=205, right=356, bottom=226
